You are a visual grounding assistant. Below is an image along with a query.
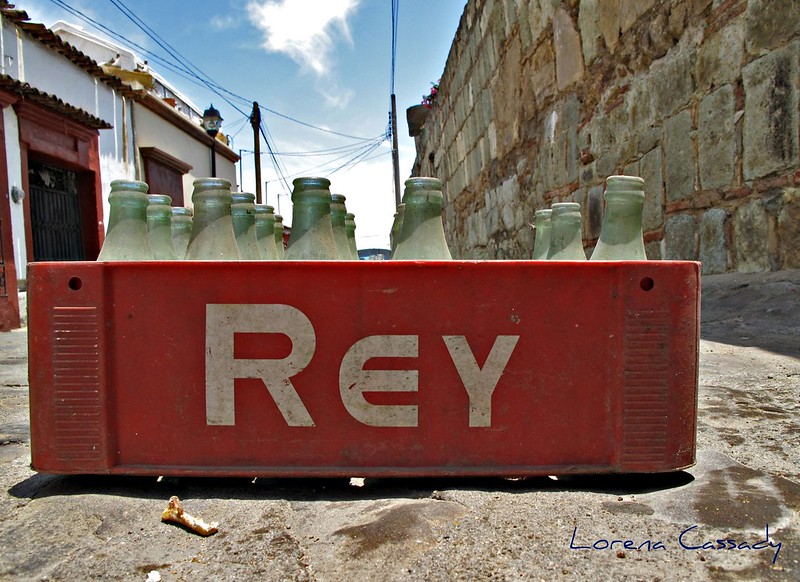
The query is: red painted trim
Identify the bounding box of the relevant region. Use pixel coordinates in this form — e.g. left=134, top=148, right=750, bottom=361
left=0, top=89, right=19, bottom=109
left=0, top=104, right=21, bottom=330
left=15, top=100, right=103, bottom=262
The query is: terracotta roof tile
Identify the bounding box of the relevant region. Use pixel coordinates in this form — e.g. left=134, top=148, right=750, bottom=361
left=0, top=74, right=112, bottom=129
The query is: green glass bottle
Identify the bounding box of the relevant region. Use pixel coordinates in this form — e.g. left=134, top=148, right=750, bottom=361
left=330, top=193, right=352, bottom=260
left=231, top=192, right=260, bottom=260
left=389, top=203, right=405, bottom=253
left=254, top=204, right=279, bottom=260
left=273, top=214, right=285, bottom=259
left=97, top=179, right=153, bottom=261
left=392, top=177, right=452, bottom=260
left=146, top=194, right=178, bottom=260
left=171, top=207, right=193, bottom=259
left=184, top=178, right=241, bottom=260
left=345, top=212, right=359, bottom=260
left=590, top=175, right=647, bottom=261
left=547, top=202, right=586, bottom=260
left=531, top=209, right=552, bottom=260
left=284, top=177, right=339, bottom=260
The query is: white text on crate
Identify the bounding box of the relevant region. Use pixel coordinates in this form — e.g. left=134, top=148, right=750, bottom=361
left=205, top=304, right=519, bottom=428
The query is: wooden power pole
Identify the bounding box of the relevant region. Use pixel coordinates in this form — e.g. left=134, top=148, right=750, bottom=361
left=251, top=101, right=263, bottom=204
left=390, top=94, right=402, bottom=208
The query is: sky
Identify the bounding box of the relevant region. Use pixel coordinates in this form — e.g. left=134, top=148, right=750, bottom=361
left=19, top=0, right=467, bottom=249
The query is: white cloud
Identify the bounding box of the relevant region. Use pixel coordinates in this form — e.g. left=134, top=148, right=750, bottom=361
left=246, top=0, right=361, bottom=76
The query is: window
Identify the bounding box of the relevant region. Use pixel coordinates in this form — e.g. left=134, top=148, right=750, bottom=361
left=140, top=147, right=192, bottom=206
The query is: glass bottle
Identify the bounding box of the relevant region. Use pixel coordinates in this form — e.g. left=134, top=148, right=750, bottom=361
left=273, top=214, right=285, bottom=259
left=330, top=193, right=352, bottom=260
left=254, top=204, right=279, bottom=260
left=392, top=177, right=452, bottom=260
left=231, top=192, right=260, bottom=260
left=590, top=175, right=647, bottom=261
left=171, top=207, right=193, bottom=259
left=547, top=202, right=586, bottom=260
left=389, top=203, right=405, bottom=253
left=146, top=194, right=178, bottom=260
left=284, top=177, right=339, bottom=260
left=531, top=209, right=552, bottom=260
left=97, top=179, right=153, bottom=261
left=345, top=212, right=359, bottom=260
left=184, top=178, right=241, bottom=260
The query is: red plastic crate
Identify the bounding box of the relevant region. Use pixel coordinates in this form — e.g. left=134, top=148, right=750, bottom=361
left=27, top=260, right=699, bottom=477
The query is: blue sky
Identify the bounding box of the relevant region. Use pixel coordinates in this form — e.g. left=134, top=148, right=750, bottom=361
left=20, top=0, right=466, bottom=249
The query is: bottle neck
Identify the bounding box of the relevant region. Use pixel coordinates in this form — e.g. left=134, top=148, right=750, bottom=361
left=600, top=200, right=643, bottom=240
left=255, top=215, right=275, bottom=237
left=548, top=214, right=585, bottom=260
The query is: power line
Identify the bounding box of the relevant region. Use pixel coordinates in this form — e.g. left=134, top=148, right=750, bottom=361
left=268, top=136, right=387, bottom=157
left=45, top=0, right=251, bottom=111
left=260, top=106, right=380, bottom=141
left=105, top=0, right=250, bottom=117
left=259, top=120, right=292, bottom=195
left=265, top=138, right=388, bottom=184
left=46, top=0, right=382, bottom=141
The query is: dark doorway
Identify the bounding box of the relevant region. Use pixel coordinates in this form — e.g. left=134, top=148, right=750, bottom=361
left=28, top=160, right=85, bottom=261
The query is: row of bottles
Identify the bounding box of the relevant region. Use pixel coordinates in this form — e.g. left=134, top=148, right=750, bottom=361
left=98, top=173, right=645, bottom=262
left=97, top=177, right=357, bottom=261
left=532, top=175, right=647, bottom=261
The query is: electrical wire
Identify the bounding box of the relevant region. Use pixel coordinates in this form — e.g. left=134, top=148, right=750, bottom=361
left=259, top=120, right=292, bottom=195
left=269, top=135, right=388, bottom=157
left=45, top=0, right=251, bottom=112
left=226, top=115, right=251, bottom=139
left=260, top=106, right=380, bottom=141
left=46, top=0, right=382, bottom=141
left=266, top=138, right=388, bottom=184
left=105, top=0, right=251, bottom=117
left=46, top=0, right=396, bottom=205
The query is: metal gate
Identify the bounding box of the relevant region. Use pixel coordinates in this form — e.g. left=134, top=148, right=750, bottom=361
left=28, top=160, right=85, bottom=261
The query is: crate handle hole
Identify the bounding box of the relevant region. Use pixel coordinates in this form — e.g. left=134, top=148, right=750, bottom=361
left=640, top=276, right=654, bottom=291
left=68, top=277, right=83, bottom=291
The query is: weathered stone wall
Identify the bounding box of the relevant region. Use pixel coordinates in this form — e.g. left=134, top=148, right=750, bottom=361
left=412, top=0, right=800, bottom=271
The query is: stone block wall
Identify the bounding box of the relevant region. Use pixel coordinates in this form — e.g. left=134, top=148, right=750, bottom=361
left=412, top=0, right=800, bottom=272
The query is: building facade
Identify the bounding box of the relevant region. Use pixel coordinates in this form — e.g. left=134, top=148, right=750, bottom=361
left=0, top=2, right=238, bottom=329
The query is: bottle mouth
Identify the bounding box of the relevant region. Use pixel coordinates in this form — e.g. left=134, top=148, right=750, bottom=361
left=232, top=193, right=256, bottom=204
left=111, top=179, right=149, bottom=193
left=292, top=176, right=331, bottom=190
left=605, top=175, right=645, bottom=200
left=550, top=202, right=581, bottom=219
left=606, top=175, right=644, bottom=189
left=404, top=177, right=443, bottom=191
left=193, top=177, right=232, bottom=191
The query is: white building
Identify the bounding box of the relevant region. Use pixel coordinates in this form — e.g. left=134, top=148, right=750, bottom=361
left=0, top=2, right=238, bottom=329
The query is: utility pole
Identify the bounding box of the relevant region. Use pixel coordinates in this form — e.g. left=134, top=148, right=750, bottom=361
left=251, top=102, right=263, bottom=204
left=390, top=94, right=401, bottom=208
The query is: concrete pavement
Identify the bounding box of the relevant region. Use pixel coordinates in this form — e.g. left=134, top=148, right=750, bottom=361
left=1, top=270, right=798, bottom=581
